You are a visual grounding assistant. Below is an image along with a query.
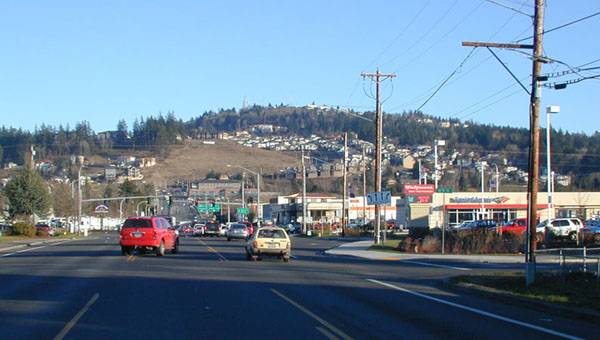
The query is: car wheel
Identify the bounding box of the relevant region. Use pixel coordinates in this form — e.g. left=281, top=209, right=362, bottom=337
left=594, top=233, right=600, bottom=245
left=172, top=239, right=179, bottom=254
left=121, top=246, right=129, bottom=256
left=568, top=232, right=578, bottom=242
left=156, top=240, right=165, bottom=256
left=227, top=237, right=231, bottom=241
left=283, top=256, right=289, bottom=262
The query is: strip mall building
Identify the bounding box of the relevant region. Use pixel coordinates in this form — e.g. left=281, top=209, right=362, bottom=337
left=402, top=184, right=600, bottom=229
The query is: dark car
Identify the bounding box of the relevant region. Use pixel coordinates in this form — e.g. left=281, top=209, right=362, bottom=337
left=203, top=221, right=221, bottom=236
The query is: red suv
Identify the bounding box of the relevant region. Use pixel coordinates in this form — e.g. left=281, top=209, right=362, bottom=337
left=120, top=216, right=179, bottom=256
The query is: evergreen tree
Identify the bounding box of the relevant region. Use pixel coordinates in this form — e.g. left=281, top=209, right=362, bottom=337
left=4, top=166, right=52, bottom=221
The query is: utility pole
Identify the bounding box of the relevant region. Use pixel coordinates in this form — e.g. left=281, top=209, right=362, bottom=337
left=342, top=133, right=348, bottom=237
left=361, top=69, right=396, bottom=245
left=302, top=149, right=307, bottom=235
left=463, top=0, right=544, bottom=285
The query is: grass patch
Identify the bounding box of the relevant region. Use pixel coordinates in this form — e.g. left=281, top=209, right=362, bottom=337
left=451, top=272, right=600, bottom=313
left=369, top=239, right=405, bottom=252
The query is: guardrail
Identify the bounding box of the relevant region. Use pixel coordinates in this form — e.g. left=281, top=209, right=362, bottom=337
left=535, top=246, right=600, bottom=277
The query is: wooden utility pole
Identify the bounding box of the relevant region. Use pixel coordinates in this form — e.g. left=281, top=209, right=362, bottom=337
left=361, top=69, right=396, bottom=244
left=342, top=132, right=348, bottom=237
left=463, top=0, right=544, bottom=284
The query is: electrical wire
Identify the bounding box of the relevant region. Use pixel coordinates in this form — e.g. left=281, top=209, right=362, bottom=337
left=515, top=10, right=600, bottom=43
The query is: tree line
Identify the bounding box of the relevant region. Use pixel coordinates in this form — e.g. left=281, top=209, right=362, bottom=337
left=1, top=105, right=599, bottom=189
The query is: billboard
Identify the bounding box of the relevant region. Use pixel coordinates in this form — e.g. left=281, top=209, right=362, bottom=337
left=403, top=184, right=435, bottom=195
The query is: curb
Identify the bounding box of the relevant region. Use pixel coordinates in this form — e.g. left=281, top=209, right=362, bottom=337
left=0, top=237, right=81, bottom=253
left=440, top=279, right=600, bottom=325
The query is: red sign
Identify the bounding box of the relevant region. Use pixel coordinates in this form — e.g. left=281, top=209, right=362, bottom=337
left=404, top=184, right=435, bottom=195
left=417, top=196, right=432, bottom=203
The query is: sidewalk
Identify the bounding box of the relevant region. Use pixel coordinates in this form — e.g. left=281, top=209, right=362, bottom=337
left=0, top=237, right=80, bottom=253
left=326, top=240, right=542, bottom=264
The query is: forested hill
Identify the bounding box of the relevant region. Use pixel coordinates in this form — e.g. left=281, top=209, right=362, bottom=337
left=1, top=105, right=599, bottom=187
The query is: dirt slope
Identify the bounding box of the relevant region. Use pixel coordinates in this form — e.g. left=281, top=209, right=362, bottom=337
left=142, top=139, right=299, bottom=184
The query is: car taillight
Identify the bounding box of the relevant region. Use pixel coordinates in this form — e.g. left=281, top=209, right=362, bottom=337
left=286, top=242, right=290, bottom=249
left=152, top=229, right=157, bottom=239
left=253, top=241, right=257, bottom=248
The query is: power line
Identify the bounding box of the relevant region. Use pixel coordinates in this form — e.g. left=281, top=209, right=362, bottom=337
left=515, top=10, right=600, bottom=43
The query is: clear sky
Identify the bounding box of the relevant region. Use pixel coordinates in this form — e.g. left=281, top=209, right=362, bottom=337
left=1, top=1, right=598, bottom=135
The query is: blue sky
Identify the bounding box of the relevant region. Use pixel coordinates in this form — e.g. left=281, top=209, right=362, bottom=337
left=1, top=1, right=599, bottom=135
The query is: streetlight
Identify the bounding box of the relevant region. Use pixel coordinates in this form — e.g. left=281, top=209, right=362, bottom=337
left=227, top=165, right=261, bottom=222
left=546, top=105, right=560, bottom=221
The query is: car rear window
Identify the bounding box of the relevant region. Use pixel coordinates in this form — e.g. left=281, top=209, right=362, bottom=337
left=231, top=224, right=247, bottom=230
left=257, top=229, right=286, bottom=238
left=123, top=219, right=153, bottom=228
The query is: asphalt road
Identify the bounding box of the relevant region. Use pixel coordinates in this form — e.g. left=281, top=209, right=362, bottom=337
left=0, top=233, right=597, bottom=340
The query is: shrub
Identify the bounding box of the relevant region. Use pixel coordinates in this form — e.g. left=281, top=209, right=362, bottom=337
left=11, top=222, right=36, bottom=236
left=398, top=229, right=526, bottom=254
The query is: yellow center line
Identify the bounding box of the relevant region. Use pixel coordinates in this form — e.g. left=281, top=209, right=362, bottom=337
left=126, top=255, right=136, bottom=262
left=197, top=239, right=228, bottom=261
left=271, top=289, right=353, bottom=340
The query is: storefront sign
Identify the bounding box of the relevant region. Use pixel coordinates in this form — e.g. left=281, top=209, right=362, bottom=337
left=404, top=184, right=435, bottom=194
left=449, top=196, right=510, bottom=204
left=407, top=195, right=432, bottom=203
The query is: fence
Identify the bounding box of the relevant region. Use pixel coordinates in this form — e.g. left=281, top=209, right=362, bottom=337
left=535, top=246, right=600, bottom=277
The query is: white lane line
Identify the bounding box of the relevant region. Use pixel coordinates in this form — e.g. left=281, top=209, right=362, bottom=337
left=316, top=326, right=339, bottom=340
left=402, top=260, right=471, bottom=271
left=366, top=279, right=584, bottom=340
left=53, top=293, right=99, bottom=340
left=271, top=289, right=353, bottom=340
left=0, top=240, right=74, bottom=258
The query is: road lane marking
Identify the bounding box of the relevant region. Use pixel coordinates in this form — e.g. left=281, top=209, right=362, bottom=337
left=197, top=239, right=228, bottom=261
left=316, top=326, right=339, bottom=340
left=0, top=240, right=74, bottom=258
left=402, top=260, right=471, bottom=271
left=366, top=279, right=584, bottom=340
left=271, top=289, right=353, bottom=340
left=126, top=255, right=136, bottom=262
left=53, top=293, right=99, bottom=340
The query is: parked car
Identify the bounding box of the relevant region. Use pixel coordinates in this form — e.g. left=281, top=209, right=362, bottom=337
left=179, top=224, right=193, bottom=234
left=581, top=223, right=600, bottom=245
left=35, top=223, right=55, bottom=237
left=492, top=218, right=528, bottom=234
left=119, top=216, right=179, bottom=256
left=246, top=227, right=291, bottom=262
left=227, top=223, right=249, bottom=241
left=456, top=219, right=499, bottom=231
left=538, top=218, right=585, bottom=242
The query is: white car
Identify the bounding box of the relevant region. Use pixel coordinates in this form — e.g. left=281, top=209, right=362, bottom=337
left=246, top=227, right=291, bottom=262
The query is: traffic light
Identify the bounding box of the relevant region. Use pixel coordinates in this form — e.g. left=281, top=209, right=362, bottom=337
left=194, top=199, right=199, bottom=207
left=168, top=196, right=173, bottom=207
left=211, top=200, right=216, bottom=207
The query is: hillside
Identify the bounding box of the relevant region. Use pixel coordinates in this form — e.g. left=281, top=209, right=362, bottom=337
left=142, top=139, right=299, bottom=184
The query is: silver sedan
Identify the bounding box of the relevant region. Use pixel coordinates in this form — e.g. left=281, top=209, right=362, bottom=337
left=226, top=223, right=249, bottom=241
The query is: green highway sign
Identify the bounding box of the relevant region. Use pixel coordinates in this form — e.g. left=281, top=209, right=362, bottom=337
left=237, top=208, right=249, bottom=215
left=435, top=188, right=453, bottom=193
left=197, top=204, right=207, bottom=213
left=208, top=206, right=220, bottom=212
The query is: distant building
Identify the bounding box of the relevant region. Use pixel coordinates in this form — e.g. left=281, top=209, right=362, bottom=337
left=105, top=168, right=117, bottom=182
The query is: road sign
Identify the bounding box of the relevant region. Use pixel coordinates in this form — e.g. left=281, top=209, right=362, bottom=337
left=366, top=191, right=391, bottom=205
left=197, top=204, right=207, bottom=213
left=237, top=208, right=249, bottom=215
left=435, top=188, right=453, bottom=193
left=94, top=204, right=109, bottom=213
left=208, top=206, right=220, bottom=212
